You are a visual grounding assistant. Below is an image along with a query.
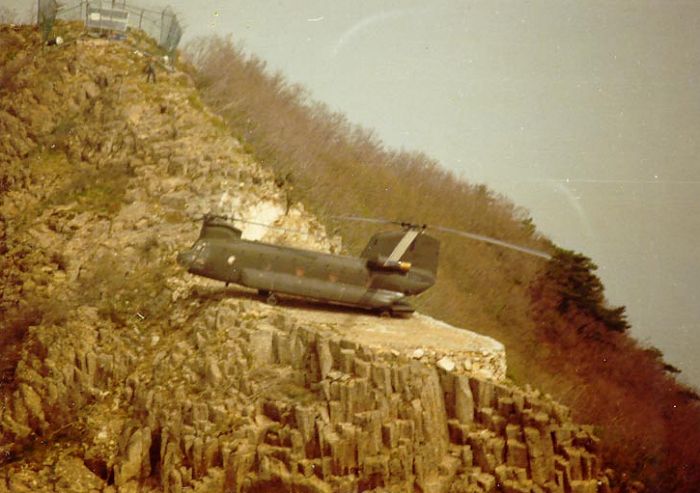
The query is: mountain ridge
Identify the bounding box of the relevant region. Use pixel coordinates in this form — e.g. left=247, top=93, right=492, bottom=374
left=1, top=20, right=698, bottom=492
left=0, top=22, right=620, bottom=493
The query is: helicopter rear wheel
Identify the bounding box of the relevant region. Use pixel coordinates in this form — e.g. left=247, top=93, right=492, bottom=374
left=379, top=309, right=392, bottom=318
left=266, top=293, right=278, bottom=306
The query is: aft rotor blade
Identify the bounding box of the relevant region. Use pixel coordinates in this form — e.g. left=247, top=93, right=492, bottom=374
left=432, top=225, right=552, bottom=260
left=330, top=214, right=551, bottom=259
left=387, top=229, right=422, bottom=263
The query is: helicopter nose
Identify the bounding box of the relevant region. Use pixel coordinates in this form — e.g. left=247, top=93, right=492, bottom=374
left=177, top=249, right=194, bottom=268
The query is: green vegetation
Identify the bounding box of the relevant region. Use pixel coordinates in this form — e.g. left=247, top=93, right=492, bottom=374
left=533, top=249, right=630, bottom=337
left=187, top=91, right=205, bottom=112
left=51, top=163, right=130, bottom=214
left=78, top=251, right=171, bottom=327
left=188, top=36, right=700, bottom=492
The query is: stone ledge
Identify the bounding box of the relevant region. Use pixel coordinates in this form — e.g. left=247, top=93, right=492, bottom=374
left=274, top=304, right=507, bottom=382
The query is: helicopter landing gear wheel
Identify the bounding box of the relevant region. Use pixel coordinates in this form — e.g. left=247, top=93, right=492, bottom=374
left=379, top=309, right=392, bottom=318
left=266, top=293, right=278, bottom=306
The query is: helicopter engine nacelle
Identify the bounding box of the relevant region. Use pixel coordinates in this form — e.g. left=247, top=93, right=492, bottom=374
left=366, top=256, right=412, bottom=273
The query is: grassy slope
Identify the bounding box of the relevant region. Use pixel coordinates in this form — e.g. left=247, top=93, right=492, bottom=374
left=186, top=37, right=700, bottom=492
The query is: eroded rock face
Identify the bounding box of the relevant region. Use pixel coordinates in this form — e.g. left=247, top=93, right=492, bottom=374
left=1, top=299, right=609, bottom=493
left=0, top=23, right=612, bottom=493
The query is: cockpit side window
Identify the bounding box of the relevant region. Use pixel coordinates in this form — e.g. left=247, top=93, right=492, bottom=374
left=190, top=241, right=208, bottom=267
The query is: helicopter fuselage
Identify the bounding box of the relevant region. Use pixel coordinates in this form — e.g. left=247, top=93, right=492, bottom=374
left=177, top=215, right=440, bottom=315
left=177, top=234, right=435, bottom=314
left=178, top=213, right=435, bottom=313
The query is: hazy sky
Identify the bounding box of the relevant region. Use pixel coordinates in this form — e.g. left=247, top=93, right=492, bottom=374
left=7, top=0, right=699, bottom=385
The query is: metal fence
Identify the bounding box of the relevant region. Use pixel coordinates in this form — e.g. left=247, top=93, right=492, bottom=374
left=37, top=0, right=183, bottom=53
left=37, top=0, right=58, bottom=40
left=85, top=3, right=130, bottom=33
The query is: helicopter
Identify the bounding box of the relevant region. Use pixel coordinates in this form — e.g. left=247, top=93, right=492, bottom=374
left=177, top=213, right=551, bottom=317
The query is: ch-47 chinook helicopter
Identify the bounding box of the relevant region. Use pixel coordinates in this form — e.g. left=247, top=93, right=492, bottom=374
left=177, top=213, right=551, bottom=317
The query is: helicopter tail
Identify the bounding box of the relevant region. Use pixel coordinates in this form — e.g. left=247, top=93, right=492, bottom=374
left=361, top=230, right=440, bottom=276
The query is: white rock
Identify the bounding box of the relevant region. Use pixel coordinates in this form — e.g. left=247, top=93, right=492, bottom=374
left=411, top=348, right=425, bottom=359
left=436, top=357, right=456, bottom=372
left=327, top=370, right=343, bottom=381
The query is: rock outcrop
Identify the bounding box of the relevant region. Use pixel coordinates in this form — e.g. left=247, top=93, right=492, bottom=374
left=0, top=22, right=613, bottom=493
left=1, top=298, right=609, bottom=493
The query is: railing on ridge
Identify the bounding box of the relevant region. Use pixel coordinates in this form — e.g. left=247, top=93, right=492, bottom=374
left=37, top=0, right=182, bottom=53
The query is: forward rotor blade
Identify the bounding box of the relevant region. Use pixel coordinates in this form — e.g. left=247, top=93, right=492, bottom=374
left=200, top=213, right=314, bottom=237
left=233, top=218, right=316, bottom=237
left=432, top=225, right=552, bottom=260
left=331, top=215, right=398, bottom=226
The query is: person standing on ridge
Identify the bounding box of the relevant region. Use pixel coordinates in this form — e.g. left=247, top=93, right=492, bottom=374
left=144, top=57, right=157, bottom=83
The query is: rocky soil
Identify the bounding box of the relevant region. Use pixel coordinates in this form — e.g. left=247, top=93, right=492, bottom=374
left=1, top=23, right=617, bottom=493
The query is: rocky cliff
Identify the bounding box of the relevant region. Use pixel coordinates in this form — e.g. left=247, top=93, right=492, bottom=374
left=0, top=23, right=615, bottom=493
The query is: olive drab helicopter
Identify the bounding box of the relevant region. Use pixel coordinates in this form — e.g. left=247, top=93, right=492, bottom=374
left=177, top=213, right=551, bottom=317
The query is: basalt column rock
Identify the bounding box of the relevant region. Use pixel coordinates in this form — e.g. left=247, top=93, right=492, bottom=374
left=1, top=297, right=613, bottom=493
